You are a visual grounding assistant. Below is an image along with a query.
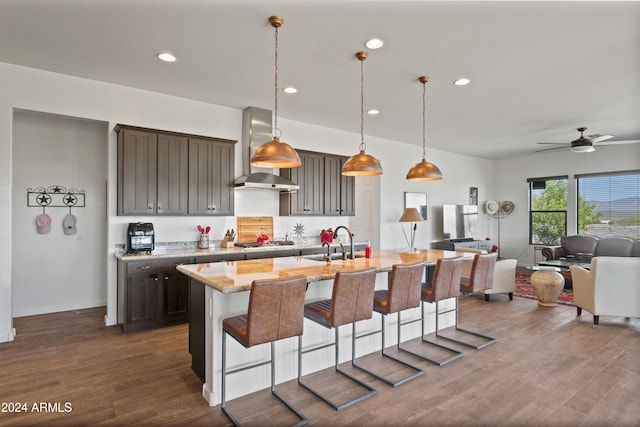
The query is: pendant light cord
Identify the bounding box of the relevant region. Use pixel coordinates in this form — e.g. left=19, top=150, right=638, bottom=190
left=359, top=54, right=366, bottom=151
left=422, top=80, right=426, bottom=160
left=273, top=24, right=279, bottom=138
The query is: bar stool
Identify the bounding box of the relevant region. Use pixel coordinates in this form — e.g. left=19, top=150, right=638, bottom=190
left=298, top=268, right=378, bottom=411
left=408, top=256, right=466, bottom=366
left=445, top=252, right=498, bottom=349
left=221, top=275, right=308, bottom=427
left=352, top=261, right=426, bottom=387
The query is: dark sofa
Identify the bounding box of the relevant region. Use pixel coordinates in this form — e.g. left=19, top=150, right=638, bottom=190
left=542, top=235, right=640, bottom=261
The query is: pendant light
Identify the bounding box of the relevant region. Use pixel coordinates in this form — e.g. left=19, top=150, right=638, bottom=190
left=342, top=51, right=383, bottom=176
left=406, top=76, right=442, bottom=181
left=251, top=16, right=301, bottom=168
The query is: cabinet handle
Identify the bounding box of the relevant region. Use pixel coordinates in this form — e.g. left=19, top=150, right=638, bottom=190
left=138, top=265, right=151, bottom=270
left=157, top=204, right=163, bottom=211
left=154, top=277, right=159, bottom=282
left=164, top=276, right=169, bottom=280
left=147, top=204, right=153, bottom=211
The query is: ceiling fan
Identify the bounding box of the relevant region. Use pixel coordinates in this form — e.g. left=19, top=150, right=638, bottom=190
left=536, top=127, right=640, bottom=153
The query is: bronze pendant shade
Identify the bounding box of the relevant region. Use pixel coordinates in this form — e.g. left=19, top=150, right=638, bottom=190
left=251, top=16, right=301, bottom=169
left=342, top=51, right=383, bottom=176
left=406, top=76, right=442, bottom=181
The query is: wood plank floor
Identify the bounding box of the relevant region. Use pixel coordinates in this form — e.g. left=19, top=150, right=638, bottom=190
left=1, top=295, right=639, bottom=426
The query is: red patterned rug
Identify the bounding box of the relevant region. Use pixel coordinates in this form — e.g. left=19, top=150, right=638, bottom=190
left=514, top=273, right=575, bottom=306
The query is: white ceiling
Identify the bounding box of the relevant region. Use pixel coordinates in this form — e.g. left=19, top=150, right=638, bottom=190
left=1, top=0, right=639, bottom=159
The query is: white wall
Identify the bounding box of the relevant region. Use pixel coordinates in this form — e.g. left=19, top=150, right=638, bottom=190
left=494, top=144, right=640, bottom=266
left=12, top=111, right=108, bottom=317
left=0, top=61, right=494, bottom=342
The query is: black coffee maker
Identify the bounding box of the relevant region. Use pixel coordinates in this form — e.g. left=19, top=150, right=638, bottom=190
left=127, top=222, right=154, bottom=254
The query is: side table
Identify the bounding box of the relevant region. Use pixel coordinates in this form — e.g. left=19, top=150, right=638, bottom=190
left=530, top=270, right=565, bottom=307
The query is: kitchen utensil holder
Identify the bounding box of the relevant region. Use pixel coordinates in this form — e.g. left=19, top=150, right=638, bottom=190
left=198, top=234, right=210, bottom=249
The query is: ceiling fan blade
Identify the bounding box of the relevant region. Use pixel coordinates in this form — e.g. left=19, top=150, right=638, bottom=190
left=588, top=134, right=614, bottom=142
left=536, top=142, right=569, bottom=145
left=535, top=145, right=569, bottom=153
left=595, top=139, right=640, bottom=146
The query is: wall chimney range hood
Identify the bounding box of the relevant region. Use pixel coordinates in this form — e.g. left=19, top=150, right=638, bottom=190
left=234, top=107, right=299, bottom=192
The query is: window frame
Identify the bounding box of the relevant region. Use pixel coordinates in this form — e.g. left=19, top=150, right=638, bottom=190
left=527, top=175, right=568, bottom=245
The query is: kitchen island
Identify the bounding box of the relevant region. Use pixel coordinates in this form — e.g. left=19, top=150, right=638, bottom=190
left=177, top=249, right=473, bottom=406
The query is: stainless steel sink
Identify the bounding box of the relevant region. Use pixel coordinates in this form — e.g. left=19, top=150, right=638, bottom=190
left=304, top=253, right=364, bottom=262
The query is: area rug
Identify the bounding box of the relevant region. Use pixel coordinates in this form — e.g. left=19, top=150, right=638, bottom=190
left=514, top=273, right=575, bottom=306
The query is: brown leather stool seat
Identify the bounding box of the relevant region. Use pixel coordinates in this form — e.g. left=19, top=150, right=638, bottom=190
left=221, top=275, right=308, bottom=427
left=298, top=268, right=378, bottom=411
left=353, top=261, right=426, bottom=387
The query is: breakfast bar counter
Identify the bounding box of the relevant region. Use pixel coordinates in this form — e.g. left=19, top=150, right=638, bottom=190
left=178, top=249, right=472, bottom=406
left=176, top=249, right=462, bottom=293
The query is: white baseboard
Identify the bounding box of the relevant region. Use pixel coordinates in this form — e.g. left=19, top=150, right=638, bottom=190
left=12, top=300, right=106, bottom=318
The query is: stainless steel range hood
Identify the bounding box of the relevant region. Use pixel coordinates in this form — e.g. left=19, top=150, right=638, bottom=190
left=234, top=107, right=299, bottom=192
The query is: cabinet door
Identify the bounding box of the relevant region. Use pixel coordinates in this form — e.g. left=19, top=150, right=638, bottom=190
left=188, top=138, right=235, bottom=216
left=209, top=140, right=234, bottom=216
left=119, top=129, right=157, bottom=215
left=339, top=157, right=355, bottom=216
left=157, top=133, right=188, bottom=215
left=281, top=151, right=324, bottom=215
left=324, top=155, right=355, bottom=216
left=164, top=271, right=189, bottom=325
left=125, top=273, right=163, bottom=333
left=324, top=155, right=341, bottom=215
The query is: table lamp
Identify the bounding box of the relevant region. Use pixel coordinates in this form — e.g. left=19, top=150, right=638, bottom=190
left=399, top=207, right=423, bottom=252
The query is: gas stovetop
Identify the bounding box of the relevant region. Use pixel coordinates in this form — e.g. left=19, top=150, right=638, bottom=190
left=235, top=241, right=295, bottom=248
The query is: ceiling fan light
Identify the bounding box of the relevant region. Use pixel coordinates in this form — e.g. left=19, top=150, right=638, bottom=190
left=406, top=159, right=443, bottom=181
left=251, top=136, right=302, bottom=167
left=571, top=144, right=595, bottom=153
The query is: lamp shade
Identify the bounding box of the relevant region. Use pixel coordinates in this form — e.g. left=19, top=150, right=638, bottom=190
left=406, top=159, right=443, bottom=181
left=251, top=136, right=302, bottom=168
left=399, top=207, right=423, bottom=222
left=342, top=150, right=383, bottom=176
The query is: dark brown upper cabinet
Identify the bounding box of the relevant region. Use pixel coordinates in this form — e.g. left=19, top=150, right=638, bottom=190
left=280, top=150, right=324, bottom=215
left=115, top=124, right=236, bottom=216
left=324, top=154, right=355, bottom=216
left=279, top=150, right=354, bottom=216
left=188, top=138, right=234, bottom=216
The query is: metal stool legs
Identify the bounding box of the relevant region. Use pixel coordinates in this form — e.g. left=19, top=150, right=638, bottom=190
left=396, top=301, right=464, bottom=366
left=221, top=331, right=307, bottom=427
left=351, top=312, right=425, bottom=387
left=434, top=297, right=497, bottom=350
left=298, top=325, right=377, bottom=411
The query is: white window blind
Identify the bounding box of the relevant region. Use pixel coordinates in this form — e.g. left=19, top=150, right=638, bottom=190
left=576, top=170, right=640, bottom=239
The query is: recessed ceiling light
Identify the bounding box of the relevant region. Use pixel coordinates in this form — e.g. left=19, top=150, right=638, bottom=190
left=454, top=78, right=470, bottom=86
left=157, top=52, right=176, bottom=62
left=367, top=109, right=380, bottom=115
left=283, top=87, right=297, bottom=94
left=365, top=38, right=384, bottom=49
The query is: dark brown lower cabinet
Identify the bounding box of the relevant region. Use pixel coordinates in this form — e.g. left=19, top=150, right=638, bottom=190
left=120, top=258, right=194, bottom=334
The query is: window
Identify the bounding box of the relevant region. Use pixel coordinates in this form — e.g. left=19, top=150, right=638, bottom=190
left=576, top=170, right=640, bottom=239
left=528, top=176, right=568, bottom=245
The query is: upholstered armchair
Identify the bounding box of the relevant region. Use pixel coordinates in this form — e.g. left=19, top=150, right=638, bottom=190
left=541, top=235, right=598, bottom=261
left=570, top=257, right=640, bottom=325
left=458, top=249, right=518, bottom=301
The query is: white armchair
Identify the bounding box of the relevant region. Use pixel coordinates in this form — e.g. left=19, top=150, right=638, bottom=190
left=460, top=255, right=517, bottom=301
left=482, top=259, right=517, bottom=301
left=569, top=256, right=640, bottom=325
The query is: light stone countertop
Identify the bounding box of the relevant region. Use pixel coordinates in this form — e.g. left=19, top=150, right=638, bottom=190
left=176, top=248, right=472, bottom=294
left=114, top=240, right=367, bottom=261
